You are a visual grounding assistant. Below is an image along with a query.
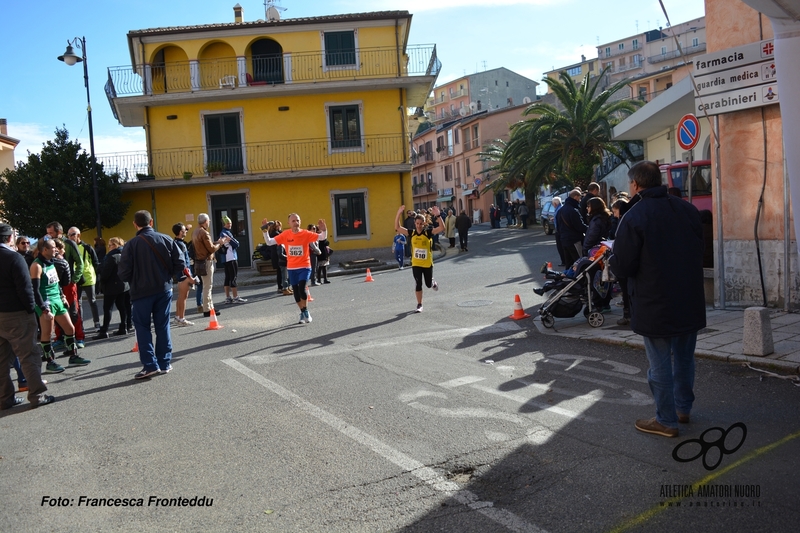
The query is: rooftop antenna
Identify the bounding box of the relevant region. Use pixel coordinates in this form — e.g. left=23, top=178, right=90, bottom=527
left=636, top=20, right=639, bottom=33
left=481, top=60, right=488, bottom=71
left=265, top=0, right=287, bottom=22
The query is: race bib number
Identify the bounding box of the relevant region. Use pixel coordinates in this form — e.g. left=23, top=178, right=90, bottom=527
left=413, top=247, right=428, bottom=260
left=46, top=269, right=59, bottom=285
left=288, top=245, right=304, bottom=257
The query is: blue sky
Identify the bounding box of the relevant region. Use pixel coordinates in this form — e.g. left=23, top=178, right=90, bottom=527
left=3, top=0, right=704, bottom=160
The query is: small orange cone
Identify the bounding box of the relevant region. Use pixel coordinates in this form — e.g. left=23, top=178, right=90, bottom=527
left=205, top=308, right=224, bottom=330
left=547, top=262, right=552, bottom=270
left=365, top=268, right=374, bottom=282
left=131, top=341, right=138, bottom=352
left=508, top=294, right=532, bottom=320
left=306, top=287, right=314, bottom=301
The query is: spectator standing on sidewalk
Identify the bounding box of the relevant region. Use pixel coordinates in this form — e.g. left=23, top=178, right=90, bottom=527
left=219, top=216, right=246, bottom=304
left=579, top=182, right=600, bottom=223
left=0, top=224, right=55, bottom=410
left=552, top=197, right=567, bottom=266
left=518, top=201, right=530, bottom=229
left=192, top=213, right=230, bottom=317
left=119, top=210, right=185, bottom=379
left=556, top=190, right=588, bottom=266
left=170, top=225, right=196, bottom=327
left=610, top=161, right=705, bottom=438
left=444, top=208, right=457, bottom=248
left=94, top=237, right=131, bottom=338
left=402, top=210, right=416, bottom=258
left=68, top=227, right=101, bottom=330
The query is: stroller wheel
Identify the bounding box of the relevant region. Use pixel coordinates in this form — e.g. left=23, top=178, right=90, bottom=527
left=588, top=311, right=605, bottom=328
left=541, top=314, right=555, bottom=328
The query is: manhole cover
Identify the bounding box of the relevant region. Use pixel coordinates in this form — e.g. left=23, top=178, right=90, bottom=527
left=458, top=300, right=493, bottom=307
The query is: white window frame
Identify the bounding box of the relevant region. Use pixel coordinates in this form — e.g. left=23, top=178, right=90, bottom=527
left=320, top=29, right=360, bottom=73
left=329, top=187, right=370, bottom=242
left=324, top=100, right=365, bottom=154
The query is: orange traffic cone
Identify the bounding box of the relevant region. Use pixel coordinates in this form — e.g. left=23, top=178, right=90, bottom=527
left=131, top=341, right=138, bottom=352
left=365, top=268, right=374, bottom=282
left=205, top=308, right=224, bottom=330
left=547, top=262, right=552, bottom=270
left=306, top=287, right=314, bottom=301
left=508, top=294, right=532, bottom=320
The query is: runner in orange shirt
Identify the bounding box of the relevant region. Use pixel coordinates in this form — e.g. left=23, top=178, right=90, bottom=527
left=261, top=214, right=327, bottom=324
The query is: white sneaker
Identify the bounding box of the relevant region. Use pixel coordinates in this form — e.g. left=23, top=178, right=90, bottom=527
left=233, top=297, right=248, bottom=303
left=174, top=318, right=194, bottom=327
left=432, top=281, right=439, bottom=292
left=415, top=303, right=423, bottom=313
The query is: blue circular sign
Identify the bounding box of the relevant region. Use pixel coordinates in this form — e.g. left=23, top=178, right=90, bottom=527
left=678, top=114, right=700, bottom=151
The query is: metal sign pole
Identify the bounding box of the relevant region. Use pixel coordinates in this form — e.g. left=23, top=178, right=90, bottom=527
left=687, top=150, right=693, bottom=205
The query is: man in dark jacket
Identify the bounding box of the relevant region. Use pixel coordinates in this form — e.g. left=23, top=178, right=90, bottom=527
left=403, top=210, right=416, bottom=258
left=455, top=210, right=472, bottom=251
left=119, top=211, right=185, bottom=379
left=609, top=161, right=705, bottom=438
left=0, top=224, right=55, bottom=409
left=556, top=190, right=588, bottom=265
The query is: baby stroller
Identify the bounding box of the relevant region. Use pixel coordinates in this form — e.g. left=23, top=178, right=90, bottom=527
left=533, top=245, right=611, bottom=328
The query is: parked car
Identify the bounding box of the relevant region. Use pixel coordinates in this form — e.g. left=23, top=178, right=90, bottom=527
left=538, top=187, right=570, bottom=208
left=541, top=201, right=558, bottom=235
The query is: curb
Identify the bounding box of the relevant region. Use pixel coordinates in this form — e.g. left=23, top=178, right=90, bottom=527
left=531, top=316, right=800, bottom=375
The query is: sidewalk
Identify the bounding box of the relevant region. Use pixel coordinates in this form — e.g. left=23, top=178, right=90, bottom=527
left=532, top=301, right=800, bottom=375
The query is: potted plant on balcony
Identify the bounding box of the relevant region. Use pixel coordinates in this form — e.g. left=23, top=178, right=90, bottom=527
left=183, top=171, right=193, bottom=180
left=135, top=173, right=156, bottom=181
left=206, top=161, right=225, bottom=177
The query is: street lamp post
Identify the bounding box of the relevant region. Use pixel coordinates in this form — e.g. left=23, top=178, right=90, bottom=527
left=58, top=37, right=103, bottom=238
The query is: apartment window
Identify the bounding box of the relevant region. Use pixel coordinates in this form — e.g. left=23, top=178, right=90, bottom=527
left=450, top=104, right=455, bottom=114
left=567, top=65, right=582, bottom=76
left=618, top=43, right=624, bottom=51
left=466, top=158, right=471, bottom=177
left=204, top=112, right=244, bottom=174
left=506, top=81, right=509, bottom=87
left=456, top=161, right=461, bottom=179
left=604, top=61, right=613, bottom=71
left=472, top=125, right=479, bottom=147
left=446, top=130, right=453, bottom=155
left=462, top=128, right=470, bottom=147
left=454, top=129, right=460, bottom=144
left=692, top=37, right=699, bottom=47
left=632, top=39, right=639, bottom=50
left=619, top=56, right=626, bottom=67
left=661, top=46, right=667, bottom=55
left=436, top=135, right=445, bottom=152
left=334, top=191, right=367, bottom=236
left=327, top=104, right=361, bottom=149
left=588, top=62, right=594, bottom=72
left=323, top=31, right=357, bottom=67
left=425, top=141, right=433, bottom=161
left=444, top=165, right=453, bottom=181
left=605, top=47, right=611, bottom=57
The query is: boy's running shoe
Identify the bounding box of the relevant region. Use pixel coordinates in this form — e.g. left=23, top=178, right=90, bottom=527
left=68, top=355, right=91, bottom=366
left=45, top=361, right=65, bottom=374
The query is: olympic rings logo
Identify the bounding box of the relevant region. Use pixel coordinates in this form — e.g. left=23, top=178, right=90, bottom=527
left=672, top=422, right=747, bottom=471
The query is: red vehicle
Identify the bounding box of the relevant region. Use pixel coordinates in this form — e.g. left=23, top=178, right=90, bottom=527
left=659, top=160, right=712, bottom=212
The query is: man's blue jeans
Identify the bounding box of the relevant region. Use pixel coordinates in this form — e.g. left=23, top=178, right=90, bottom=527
left=642, top=333, right=697, bottom=428
left=131, top=290, right=173, bottom=372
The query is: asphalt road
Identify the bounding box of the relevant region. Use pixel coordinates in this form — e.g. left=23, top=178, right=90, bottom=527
left=2, top=223, right=798, bottom=532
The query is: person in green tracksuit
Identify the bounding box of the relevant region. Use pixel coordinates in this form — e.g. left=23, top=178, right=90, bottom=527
left=30, top=239, right=90, bottom=372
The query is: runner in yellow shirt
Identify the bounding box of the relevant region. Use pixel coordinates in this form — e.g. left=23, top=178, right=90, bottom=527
left=394, top=204, right=445, bottom=313
left=261, top=214, right=327, bottom=324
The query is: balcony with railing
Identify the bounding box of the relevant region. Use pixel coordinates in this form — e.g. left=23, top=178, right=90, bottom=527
left=97, top=133, right=407, bottom=183
left=106, top=45, right=441, bottom=125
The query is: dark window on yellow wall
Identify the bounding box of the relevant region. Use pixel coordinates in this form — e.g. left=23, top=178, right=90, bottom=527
left=335, top=193, right=366, bottom=236
left=329, top=105, right=361, bottom=149
left=324, top=31, right=356, bottom=66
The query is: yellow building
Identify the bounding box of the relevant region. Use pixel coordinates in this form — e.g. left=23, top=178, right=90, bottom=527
left=102, top=7, right=439, bottom=265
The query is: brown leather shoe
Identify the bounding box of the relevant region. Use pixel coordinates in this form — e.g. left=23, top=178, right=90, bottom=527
left=677, top=412, right=690, bottom=424
left=635, top=417, right=678, bottom=438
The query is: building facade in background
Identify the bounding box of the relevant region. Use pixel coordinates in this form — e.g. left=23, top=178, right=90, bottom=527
left=101, top=7, right=439, bottom=259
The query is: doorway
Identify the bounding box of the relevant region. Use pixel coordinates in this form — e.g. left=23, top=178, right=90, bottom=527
left=204, top=113, right=244, bottom=175
left=211, top=193, right=251, bottom=268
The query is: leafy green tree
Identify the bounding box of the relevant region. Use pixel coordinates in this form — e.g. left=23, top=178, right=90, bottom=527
left=0, top=128, right=130, bottom=236
left=489, top=70, right=641, bottom=196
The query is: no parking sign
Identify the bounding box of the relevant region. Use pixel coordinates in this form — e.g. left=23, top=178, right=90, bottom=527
left=677, top=114, right=701, bottom=151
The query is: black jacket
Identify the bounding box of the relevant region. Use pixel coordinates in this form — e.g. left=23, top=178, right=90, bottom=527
left=583, top=214, right=611, bottom=254
left=101, top=247, right=129, bottom=296
left=0, top=245, right=35, bottom=314
left=609, top=186, right=706, bottom=338
left=556, top=196, right=588, bottom=246
left=118, top=227, right=185, bottom=301
left=455, top=214, right=472, bottom=233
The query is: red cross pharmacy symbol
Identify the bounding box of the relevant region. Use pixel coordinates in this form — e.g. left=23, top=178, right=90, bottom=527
left=762, top=42, right=774, bottom=56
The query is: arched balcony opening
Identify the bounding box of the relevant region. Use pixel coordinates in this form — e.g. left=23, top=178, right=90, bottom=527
left=250, top=39, right=284, bottom=84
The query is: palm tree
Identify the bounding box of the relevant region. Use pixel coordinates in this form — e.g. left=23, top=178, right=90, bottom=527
left=497, top=70, right=641, bottom=194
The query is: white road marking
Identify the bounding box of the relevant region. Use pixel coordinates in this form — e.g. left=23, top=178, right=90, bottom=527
left=471, top=384, right=598, bottom=423
left=543, top=357, right=648, bottom=384
left=223, top=358, right=547, bottom=533
left=407, top=402, right=530, bottom=425
left=243, top=323, right=524, bottom=364
left=438, top=376, right=486, bottom=388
